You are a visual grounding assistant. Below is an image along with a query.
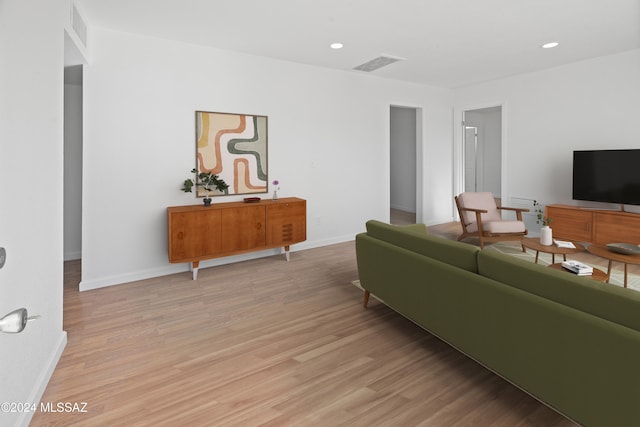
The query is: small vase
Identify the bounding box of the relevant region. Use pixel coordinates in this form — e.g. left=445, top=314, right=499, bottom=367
left=540, top=226, right=553, bottom=246
left=203, top=197, right=212, bottom=207
left=272, top=190, right=278, bottom=201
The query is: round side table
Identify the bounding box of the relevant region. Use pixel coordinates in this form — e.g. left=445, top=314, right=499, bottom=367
left=548, top=263, right=608, bottom=283
left=586, top=244, right=640, bottom=288
left=521, top=237, right=585, bottom=264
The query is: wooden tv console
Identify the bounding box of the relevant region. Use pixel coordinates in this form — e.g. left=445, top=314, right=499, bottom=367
left=168, top=197, right=306, bottom=279
left=546, top=204, right=640, bottom=245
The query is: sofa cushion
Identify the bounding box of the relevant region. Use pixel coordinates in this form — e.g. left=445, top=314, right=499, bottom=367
left=365, top=220, right=479, bottom=272
left=478, top=249, right=640, bottom=332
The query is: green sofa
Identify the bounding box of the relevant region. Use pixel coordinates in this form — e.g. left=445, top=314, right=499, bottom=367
left=356, top=220, right=640, bottom=426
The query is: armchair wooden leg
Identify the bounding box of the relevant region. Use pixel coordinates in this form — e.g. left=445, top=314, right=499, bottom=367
left=363, top=290, right=370, bottom=308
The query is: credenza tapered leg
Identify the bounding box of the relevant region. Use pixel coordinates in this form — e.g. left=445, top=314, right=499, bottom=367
left=191, top=261, right=199, bottom=280
left=284, top=245, right=290, bottom=262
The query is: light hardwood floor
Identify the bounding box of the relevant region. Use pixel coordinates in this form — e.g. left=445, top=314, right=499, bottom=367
left=390, top=208, right=416, bottom=226
left=31, top=225, right=576, bottom=426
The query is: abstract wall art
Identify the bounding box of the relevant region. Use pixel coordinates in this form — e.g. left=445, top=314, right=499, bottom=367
left=194, top=111, right=268, bottom=196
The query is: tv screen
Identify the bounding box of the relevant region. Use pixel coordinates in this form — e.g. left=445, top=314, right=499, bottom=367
left=573, top=149, right=640, bottom=206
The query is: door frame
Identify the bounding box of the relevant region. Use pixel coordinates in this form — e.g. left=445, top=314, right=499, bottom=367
left=389, top=104, right=424, bottom=224
left=454, top=102, right=507, bottom=217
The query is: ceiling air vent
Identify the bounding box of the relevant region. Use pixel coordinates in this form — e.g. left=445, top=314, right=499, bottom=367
left=353, top=55, right=405, bottom=72
left=72, top=3, right=88, bottom=48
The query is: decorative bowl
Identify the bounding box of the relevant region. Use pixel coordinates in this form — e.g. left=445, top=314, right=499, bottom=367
left=606, top=243, right=640, bottom=255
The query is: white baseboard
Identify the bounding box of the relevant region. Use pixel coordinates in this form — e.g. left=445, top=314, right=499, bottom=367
left=79, top=264, right=186, bottom=291
left=295, top=234, right=355, bottom=249
left=78, top=235, right=357, bottom=291
left=18, top=331, right=67, bottom=427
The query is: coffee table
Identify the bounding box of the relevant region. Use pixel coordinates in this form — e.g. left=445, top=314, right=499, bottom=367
left=586, top=244, right=640, bottom=288
left=521, top=237, right=585, bottom=264
left=548, top=263, right=608, bottom=283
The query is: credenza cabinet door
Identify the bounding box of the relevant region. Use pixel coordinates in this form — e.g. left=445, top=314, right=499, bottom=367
left=546, top=204, right=640, bottom=245
left=594, top=212, right=640, bottom=245
left=168, top=198, right=306, bottom=278
left=546, top=205, right=592, bottom=242
left=221, top=206, right=266, bottom=252
left=266, top=200, right=307, bottom=246
left=168, top=210, right=222, bottom=262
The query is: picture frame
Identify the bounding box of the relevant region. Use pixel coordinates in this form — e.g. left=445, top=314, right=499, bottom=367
left=194, top=111, right=268, bottom=197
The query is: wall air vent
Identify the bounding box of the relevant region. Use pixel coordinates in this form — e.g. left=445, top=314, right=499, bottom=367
left=72, top=3, right=88, bottom=48
left=353, top=55, right=405, bottom=72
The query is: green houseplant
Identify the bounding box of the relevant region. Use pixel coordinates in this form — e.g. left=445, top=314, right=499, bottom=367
left=533, top=200, right=553, bottom=245
left=533, top=200, right=552, bottom=226
left=182, top=168, right=229, bottom=206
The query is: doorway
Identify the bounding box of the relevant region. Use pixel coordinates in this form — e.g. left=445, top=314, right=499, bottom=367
left=64, top=65, right=83, bottom=263
left=390, top=106, right=420, bottom=225
left=462, top=106, right=502, bottom=203
left=64, top=24, right=87, bottom=292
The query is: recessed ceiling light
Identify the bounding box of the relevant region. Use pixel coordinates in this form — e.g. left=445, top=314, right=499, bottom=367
left=330, top=43, right=343, bottom=50
left=542, top=42, right=559, bottom=49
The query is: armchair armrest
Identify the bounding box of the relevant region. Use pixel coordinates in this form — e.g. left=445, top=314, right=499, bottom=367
left=497, top=206, right=529, bottom=221
left=457, top=207, right=488, bottom=234
left=459, top=207, right=489, bottom=214
left=497, top=206, right=530, bottom=213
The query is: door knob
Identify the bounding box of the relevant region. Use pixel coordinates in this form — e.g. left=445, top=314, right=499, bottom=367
left=0, top=308, right=40, bottom=334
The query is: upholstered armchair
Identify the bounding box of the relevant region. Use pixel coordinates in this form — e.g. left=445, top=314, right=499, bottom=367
left=455, top=192, right=528, bottom=248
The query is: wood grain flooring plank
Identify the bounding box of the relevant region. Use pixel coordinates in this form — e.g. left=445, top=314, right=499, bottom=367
left=31, top=234, right=575, bottom=426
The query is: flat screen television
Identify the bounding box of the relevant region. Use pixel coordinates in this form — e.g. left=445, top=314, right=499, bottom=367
left=573, top=149, right=640, bottom=206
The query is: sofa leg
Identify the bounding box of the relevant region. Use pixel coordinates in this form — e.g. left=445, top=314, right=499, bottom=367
left=363, top=290, right=370, bottom=308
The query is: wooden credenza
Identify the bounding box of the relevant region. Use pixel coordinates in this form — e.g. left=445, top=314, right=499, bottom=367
left=168, top=197, right=306, bottom=279
left=546, top=204, right=640, bottom=245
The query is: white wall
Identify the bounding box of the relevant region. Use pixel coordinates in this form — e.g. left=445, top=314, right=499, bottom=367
left=454, top=49, right=640, bottom=216
left=390, top=106, right=417, bottom=213
left=80, top=28, right=453, bottom=289
left=0, top=1, right=67, bottom=426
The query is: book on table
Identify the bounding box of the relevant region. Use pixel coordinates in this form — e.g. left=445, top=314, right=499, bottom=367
left=561, top=260, right=593, bottom=275
left=554, top=239, right=576, bottom=249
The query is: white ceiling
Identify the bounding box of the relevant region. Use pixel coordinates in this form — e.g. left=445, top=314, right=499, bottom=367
left=76, top=0, right=640, bottom=88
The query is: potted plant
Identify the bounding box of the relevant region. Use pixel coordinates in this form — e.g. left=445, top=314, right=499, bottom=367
left=534, top=200, right=553, bottom=245
left=182, top=168, right=229, bottom=206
